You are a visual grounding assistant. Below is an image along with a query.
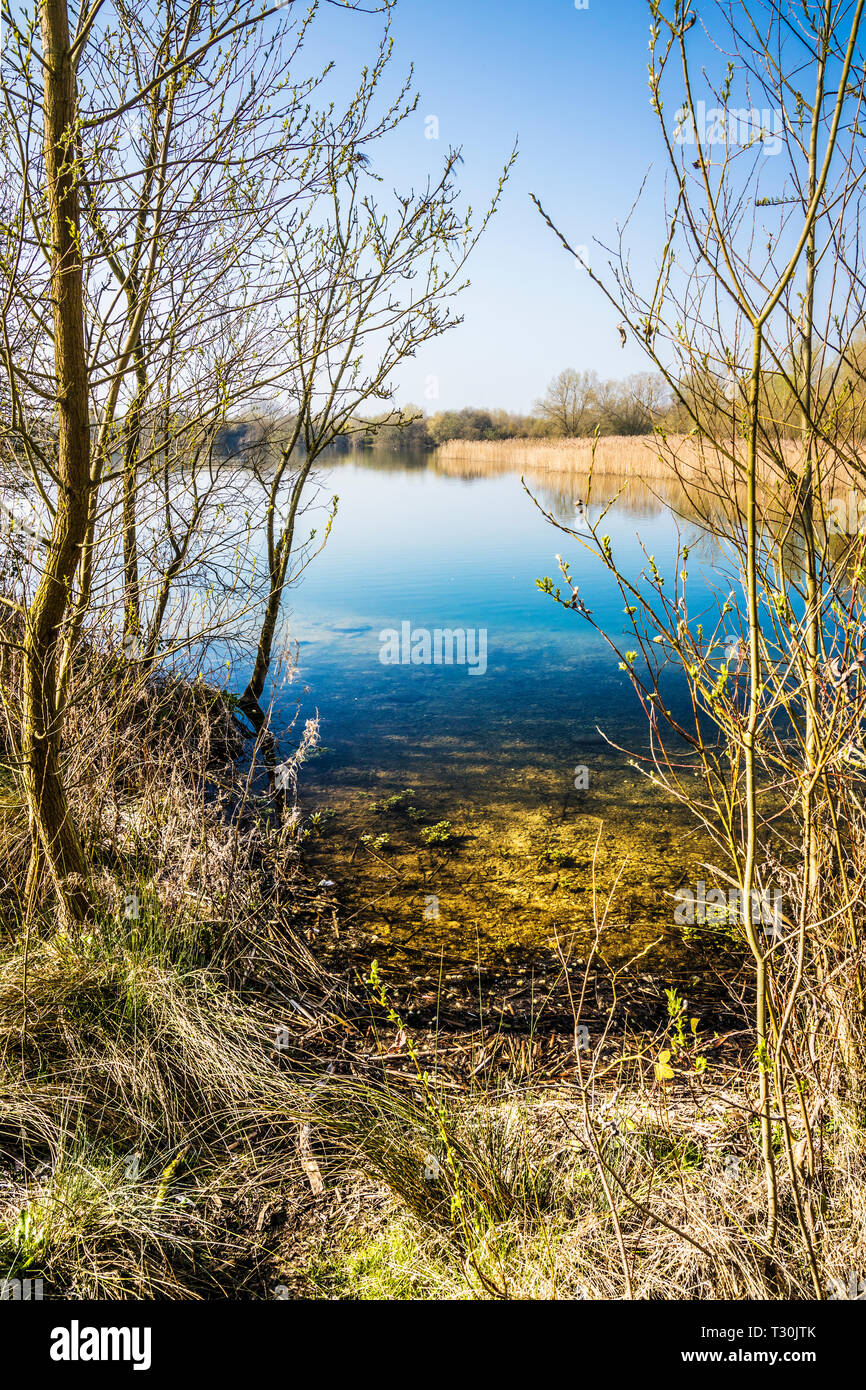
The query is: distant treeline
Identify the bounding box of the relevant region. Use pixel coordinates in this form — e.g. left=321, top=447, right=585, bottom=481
left=218, top=343, right=866, bottom=458
left=337, top=343, right=866, bottom=451
left=341, top=369, right=672, bottom=451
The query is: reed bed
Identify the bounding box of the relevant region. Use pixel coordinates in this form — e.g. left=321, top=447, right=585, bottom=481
left=434, top=432, right=866, bottom=487
left=434, top=434, right=866, bottom=534
left=435, top=434, right=677, bottom=475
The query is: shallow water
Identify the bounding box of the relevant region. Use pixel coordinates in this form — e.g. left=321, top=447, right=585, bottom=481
left=235, top=448, right=730, bottom=972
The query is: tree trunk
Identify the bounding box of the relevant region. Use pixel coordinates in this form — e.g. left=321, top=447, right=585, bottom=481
left=22, top=0, right=93, bottom=925
left=122, top=344, right=147, bottom=647
left=240, top=453, right=315, bottom=722
left=238, top=535, right=290, bottom=780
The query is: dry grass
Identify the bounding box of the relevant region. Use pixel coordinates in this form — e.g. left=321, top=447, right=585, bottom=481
left=274, top=1067, right=866, bottom=1300
left=1, top=641, right=865, bottom=1301
left=433, top=433, right=866, bottom=512
left=430, top=435, right=866, bottom=578
left=3, top=872, right=865, bottom=1299
left=434, top=434, right=677, bottom=475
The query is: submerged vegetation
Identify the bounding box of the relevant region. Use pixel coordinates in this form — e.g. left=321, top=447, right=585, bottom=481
left=1, top=0, right=866, bottom=1308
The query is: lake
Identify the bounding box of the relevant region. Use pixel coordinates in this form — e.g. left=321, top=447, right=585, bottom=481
left=236, top=446, right=729, bottom=976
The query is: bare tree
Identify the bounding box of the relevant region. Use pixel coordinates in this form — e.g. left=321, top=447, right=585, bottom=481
left=0, top=0, right=413, bottom=917
left=238, top=142, right=514, bottom=763
left=532, top=0, right=866, bottom=1280
left=535, top=368, right=601, bottom=436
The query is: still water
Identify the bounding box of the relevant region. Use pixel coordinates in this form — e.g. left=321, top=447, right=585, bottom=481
left=242, top=449, right=728, bottom=970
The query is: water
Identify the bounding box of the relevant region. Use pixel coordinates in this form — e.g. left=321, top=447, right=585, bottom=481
left=236, top=449, right=728, bottom=971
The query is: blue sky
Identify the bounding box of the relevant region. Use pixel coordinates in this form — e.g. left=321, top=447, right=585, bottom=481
left=307, top=0, right=671, bottom=411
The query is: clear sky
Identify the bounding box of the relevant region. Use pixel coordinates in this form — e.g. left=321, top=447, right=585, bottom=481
left=306, top=0, right=671, bottom=412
